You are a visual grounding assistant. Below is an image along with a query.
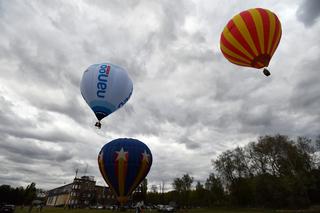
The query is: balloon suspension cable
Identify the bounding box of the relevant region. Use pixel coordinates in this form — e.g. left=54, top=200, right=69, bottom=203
left=95, top=121, right=102, bottom=129
left=263, top=68, right=271, bottom=76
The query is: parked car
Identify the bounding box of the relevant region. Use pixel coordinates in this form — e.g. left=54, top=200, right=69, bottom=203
left=89, top=205, right=103, bottom=209
left=0, top=204, right=15, bottom=213
left=156, top=204, right=164, bottom=212
left=156, top=204, right=175, bottom=212
left=107, top=205, right=118, bottom=210
left=162, top=205, right=175, bottom=212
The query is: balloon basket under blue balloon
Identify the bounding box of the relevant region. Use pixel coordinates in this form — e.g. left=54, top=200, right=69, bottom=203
left=95, top=121, right=102, bottom=128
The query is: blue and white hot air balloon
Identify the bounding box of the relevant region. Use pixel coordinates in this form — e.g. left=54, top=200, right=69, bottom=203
left=80, top=63, right=133, bottom=128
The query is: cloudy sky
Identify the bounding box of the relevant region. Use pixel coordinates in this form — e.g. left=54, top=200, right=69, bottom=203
left=0, top=0, right=320, bottom=191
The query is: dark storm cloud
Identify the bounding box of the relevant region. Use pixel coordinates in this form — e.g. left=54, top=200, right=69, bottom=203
left=0, top=96, right=83, bottom=143
left=87, top=0, right=141, bottom=10
left=2, top=155, right=100, bottom=189
left=148, top=143, right=212, bottom=189
left=290, top=58, right=320, bottom=114
left=5, top=154, right=34, bottom=165
left=156, top=0, right=193, bottom=45
left=296, top=0, right=320, bottom=27
left=0, top=132, right=77, bottom=188
left=0, top=0, right=89, bottom=124
left=26, top=94, right=89, bottom=125
left=106, top=93, right=214, bottom=145
left=213, top=70, right=270, bottom=102
left=8, top=38, right=68, bottom=87
left=0, top=175, right=21, bottom=183
left=0, top=138, right=73, bottom=163
left=0, top=161, right=75, bottom=188
left=289, top=58, right=320, bottom=136
left=0, top=2, right=72, bottom=88
left=178, top=137, right=201, bottom=149
left=170, top=33, right=214, bottom=64
left=0, top=96, right=36, bottom=128
left=238, top=104, right=273, bottom=128
left=0, top=127, right=80, bottom=144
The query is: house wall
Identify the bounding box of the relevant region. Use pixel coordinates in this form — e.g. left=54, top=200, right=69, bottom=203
left=46, top=196, right=57, bottom=206
left=46, top=194, right=70, bottom=206
left=55, top=194, right=70, bottom=206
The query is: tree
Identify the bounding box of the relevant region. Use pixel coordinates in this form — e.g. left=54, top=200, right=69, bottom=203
left=141, top=178, right=148, bottom=200
left=193, top=181, right=206, bottom=206
left=181, top=174, right=193, bottom=207
left=151, top=185, right=158, bottom=193
left=214, top=150, right=235, bottom=184
left=181, top=174, right=193, bottom=192
left=0, top=184, right=35, bottom=206
left=172, top=177, right=183, bottom=205
left=316, top=135, right=320, bottom=150
left=212, top=134, right=320, bottom=208
left=133, top=178, right=148, bottom=202
left=0, top=185, right=12, bottom=204
left=205, top=173, right=224, bottom=206
left=172, top=174, right=194, bottom=207
left=172, top=178, right=183, bottom=193
left=24, top=182, right=37, bottom=205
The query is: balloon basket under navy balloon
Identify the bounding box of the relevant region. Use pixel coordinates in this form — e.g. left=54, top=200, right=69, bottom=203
left=118, top=196, right=128, bottom=211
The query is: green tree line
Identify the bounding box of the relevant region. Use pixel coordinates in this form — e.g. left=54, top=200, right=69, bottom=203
left=145, top=135, right=320, bottom=209
left=0, top=182, right=37, bottom=205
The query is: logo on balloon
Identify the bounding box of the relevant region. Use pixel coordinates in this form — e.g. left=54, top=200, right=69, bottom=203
left=117, top=89, right=133, bottom=108
left=96, top=64, right=111, bottom=98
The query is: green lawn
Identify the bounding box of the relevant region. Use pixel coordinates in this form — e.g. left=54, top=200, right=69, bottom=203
left=14, top=207, right=320, bottom=213
left=14, top=207, right=276, bottom=213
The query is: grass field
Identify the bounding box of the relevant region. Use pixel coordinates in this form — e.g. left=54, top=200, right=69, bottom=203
left=14, top=207, right=320, bottom=213
left=15, top=207, right=309, bottom=213
left=14, top=207, right=274, bottom=213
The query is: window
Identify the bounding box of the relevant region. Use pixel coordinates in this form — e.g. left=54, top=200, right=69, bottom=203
left=48, top=197, right=53, bottom=204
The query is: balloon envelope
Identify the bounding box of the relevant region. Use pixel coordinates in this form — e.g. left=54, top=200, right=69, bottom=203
left=98, top=138, right=153, bottom=204
left=80, top=63, right=133, bottom=122
left=220, top=8, right=282, bottom=71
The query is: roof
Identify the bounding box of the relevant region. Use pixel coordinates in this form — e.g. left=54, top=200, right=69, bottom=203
left=47, top=183, right=73, bottom=196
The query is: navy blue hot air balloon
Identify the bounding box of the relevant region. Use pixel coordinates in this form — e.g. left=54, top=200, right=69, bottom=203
left=98, top=138, right=153, bottom=205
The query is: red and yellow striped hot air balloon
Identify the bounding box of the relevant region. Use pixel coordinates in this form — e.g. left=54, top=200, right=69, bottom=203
left=220, top=8, right=282, bottom=76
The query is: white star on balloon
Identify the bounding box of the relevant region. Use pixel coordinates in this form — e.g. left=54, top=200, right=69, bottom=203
left=116, top=148, right=128, bottom=161
left=142, top=150, right=150, bottom=163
